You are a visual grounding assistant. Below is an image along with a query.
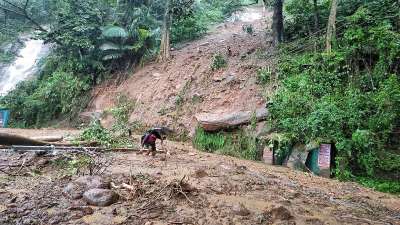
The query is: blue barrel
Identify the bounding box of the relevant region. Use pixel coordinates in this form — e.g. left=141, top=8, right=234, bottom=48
left=0, top=109, right=10, bottom=128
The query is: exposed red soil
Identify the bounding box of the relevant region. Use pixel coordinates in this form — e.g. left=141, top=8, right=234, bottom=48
left=87, top=6, right=274, bottom=135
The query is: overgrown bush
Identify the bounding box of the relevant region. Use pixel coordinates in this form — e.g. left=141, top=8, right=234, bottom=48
left=79, top=94, right=138, bottom=148
left=172, top=15, right=207, bottom=43
left=80, top=119, right=113, bottom=147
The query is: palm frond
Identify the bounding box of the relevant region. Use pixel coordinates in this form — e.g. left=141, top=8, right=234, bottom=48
left=102, top=26, right=129, bottom=39
left=99, top=42, right=120, bottom=51
left=102, top=52, right=123, bottom=60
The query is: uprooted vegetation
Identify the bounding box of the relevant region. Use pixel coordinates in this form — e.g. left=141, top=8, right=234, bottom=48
left=78, top=94, right=141, bottom=149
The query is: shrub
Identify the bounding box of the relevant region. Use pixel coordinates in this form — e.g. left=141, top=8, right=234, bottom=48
left=257, top=67, right=272, bottom=85
left=242, top=24, right=254, bottom=34
left=193, top=127, right=227, bottom=152
left=211, top=53, right=227, bottom=70
left=193, top=127, right=262, bottom=161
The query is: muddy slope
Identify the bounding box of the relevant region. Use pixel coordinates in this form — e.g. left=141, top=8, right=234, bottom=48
left=87, top=6, right=274, bottom=134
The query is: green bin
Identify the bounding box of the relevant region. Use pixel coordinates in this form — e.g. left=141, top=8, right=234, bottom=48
left=305, top=148, right=320, bottom=174
left=0, top=109, right=10, bottom=128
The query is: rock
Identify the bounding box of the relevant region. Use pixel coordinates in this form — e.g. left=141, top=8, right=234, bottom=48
left=198, top=42, right=210, bottom=47
left=63, top=176, right=110, bottom=200
left=195, top=108, right=268, bottom=131
left=270, top=206, right=292, bottom=221
left=224, top=74, right=236, bottom=85
left=69, top=206, right=94, bottom=216
left=83, top=189, right=119, bottom=207
left=232, top=203, right=250, bottom=216
left=153, top=73, right=162, bottom=77
left=63, top=183, right=85, bottom=200
left=213, top=76, right=225, bottom=82
left=193, top=169, right=208, bottom=178
left=286, top=144, right=308, bottom=171
left=76, top=176, right=110, bottom=189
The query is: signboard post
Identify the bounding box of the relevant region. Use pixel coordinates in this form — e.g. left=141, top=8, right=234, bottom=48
left=263, top=147, right=274, bottom=165
left=318, top=144, right=331, bottom=177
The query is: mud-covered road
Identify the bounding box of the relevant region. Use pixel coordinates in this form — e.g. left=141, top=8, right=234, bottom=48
left=1, top=137, right=399, bottom=225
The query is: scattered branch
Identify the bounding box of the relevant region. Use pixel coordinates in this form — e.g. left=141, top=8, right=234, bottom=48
left=0, top=0, right=48, bottom=32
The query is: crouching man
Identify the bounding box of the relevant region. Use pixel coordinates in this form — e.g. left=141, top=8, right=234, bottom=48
left=130, top=127, right=173, bottom=156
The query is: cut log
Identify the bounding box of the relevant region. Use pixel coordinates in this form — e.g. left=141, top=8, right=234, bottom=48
left=0, top=132, right=49, bottom=146
left=195, top=108, right=268, bottom=131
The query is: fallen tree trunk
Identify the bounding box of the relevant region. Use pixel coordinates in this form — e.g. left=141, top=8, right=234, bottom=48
left=31, top=135, right=63, bottom=142
left=195, top=108, right=268, bottom=131
left=0, top=133, right=98, bottom=147
left=0, top=132, right=49, bottom=146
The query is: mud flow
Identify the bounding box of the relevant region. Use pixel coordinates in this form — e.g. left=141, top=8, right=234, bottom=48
left=1, top=138, right=399, bottom=225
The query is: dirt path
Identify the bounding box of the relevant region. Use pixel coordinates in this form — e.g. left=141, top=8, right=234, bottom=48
left=87, top=6, right=274, bottom=135
left=1, top=140, right=399, bottom=225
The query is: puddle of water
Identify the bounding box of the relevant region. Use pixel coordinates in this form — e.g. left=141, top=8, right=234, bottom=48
left=82, top=212, right=127, bottom=225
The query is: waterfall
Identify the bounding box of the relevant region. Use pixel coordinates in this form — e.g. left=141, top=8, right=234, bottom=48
left=0, top=39, right=50, bottom=95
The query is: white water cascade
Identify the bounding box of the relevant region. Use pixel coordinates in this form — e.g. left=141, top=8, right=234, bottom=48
left=0, top=39, right=50, bottom=95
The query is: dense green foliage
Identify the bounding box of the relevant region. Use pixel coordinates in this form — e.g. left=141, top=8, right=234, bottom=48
left=1, top=71, right=90, bottom=127
left=171, top=0, right=243, bottom=43
left=270, top=0, right=400, bottom=186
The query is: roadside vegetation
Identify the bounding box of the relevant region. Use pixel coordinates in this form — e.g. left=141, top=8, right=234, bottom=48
left=268, top=0, right=400, bottom=193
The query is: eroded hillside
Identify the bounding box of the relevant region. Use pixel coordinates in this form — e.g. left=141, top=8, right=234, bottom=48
left=87, top=6, right=274, bottom=135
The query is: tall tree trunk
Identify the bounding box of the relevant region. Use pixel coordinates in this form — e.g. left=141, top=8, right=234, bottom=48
left=326, top=0, right=338, bottom=53
left=313, top=0, right=320, bottom=33
left=272, top=0, right=284, bottom=46
left=3, top=9, right=7, bottom=25
left=158, top=0, right=171, bottom=62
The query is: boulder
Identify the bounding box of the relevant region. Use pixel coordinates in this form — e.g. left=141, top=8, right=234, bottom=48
left=232, top=203, right=250, bottom=216
left=286, top=144, right=308, bottom=171
left=270, top=206, right=293, bottom=221
left=83, top=189, right=119, bottom=207
left=193, top=169, right=208, bottom=178
left=195, top=108, right=268, bottom=131
left=63, top=176, right=110, bottom=200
